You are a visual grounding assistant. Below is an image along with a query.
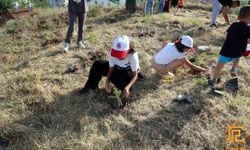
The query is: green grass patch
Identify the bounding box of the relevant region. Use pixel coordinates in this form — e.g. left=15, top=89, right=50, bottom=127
left=5, top=20, right=18, bottom=33
left=15, top=39, right=29, bottom=46
left=229, top=96, right=250, bottom=107
left=88, top=6, right=103, bottom=17
left=195, top=78, right=208, bottom=86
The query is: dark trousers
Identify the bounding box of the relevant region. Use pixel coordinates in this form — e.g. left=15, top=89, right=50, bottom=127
left=84, top=60, right=133, bottom=91
left=163, top=0, right=171, bottom=12
left=65, top=12, right=87, bottom=44
left=171, top=0, right=178, bottom=7
left=126, top=0, right=136, bottom=13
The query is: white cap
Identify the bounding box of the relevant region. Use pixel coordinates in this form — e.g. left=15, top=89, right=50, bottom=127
left=180, top=35, right=195, bottom=53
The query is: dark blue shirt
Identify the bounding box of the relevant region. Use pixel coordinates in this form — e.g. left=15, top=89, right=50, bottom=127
left=220, top=22, right=250, bottom=58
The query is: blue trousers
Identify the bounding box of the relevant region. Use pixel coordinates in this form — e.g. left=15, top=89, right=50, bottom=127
left=65, top=12, right=87, bottom=44
left=211, top=0, right=220, bottom=25
left=145, top=0, right=154, bottom=15
left=158, top=0, right=165, bottom=13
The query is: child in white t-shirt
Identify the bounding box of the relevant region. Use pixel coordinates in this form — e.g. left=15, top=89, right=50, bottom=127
left=151, top=35, right=206, bottom=76
left=80, top=36, right=140, bottom=109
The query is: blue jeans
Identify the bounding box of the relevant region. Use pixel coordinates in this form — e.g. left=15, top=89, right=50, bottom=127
left=65, top=12, right=87, bottom=44
left=158, top=0, right=165, bottom=13
left=211, top=0, right=220, bottom=25
left=145, top=0, right=154, bottom=15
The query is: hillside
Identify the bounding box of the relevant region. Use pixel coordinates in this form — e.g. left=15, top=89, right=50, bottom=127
left=0, top=3, right=250, bottom=150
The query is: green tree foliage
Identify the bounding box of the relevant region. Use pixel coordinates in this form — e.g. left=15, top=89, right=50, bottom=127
left=0, top=0, right=14, bottom=12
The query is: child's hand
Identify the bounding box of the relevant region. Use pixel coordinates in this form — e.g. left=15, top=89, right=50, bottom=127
left=122, top=87, right=130, bottom=99
left=105, top=83, right=112, bottom=94
left=162, top=41, right=168, bottom=47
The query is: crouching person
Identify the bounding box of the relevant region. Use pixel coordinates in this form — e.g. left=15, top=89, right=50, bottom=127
left=80, top=36, right=140, bottom=109
left=151, top=35, right=206, bottom=76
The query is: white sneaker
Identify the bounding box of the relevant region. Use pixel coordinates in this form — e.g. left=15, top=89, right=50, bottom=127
left=64, top=43, right=69, bottom=52
left=78, top=41, right=86, bottom=49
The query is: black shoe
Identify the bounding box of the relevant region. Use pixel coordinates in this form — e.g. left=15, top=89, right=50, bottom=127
left=208, top=77, right=221, bottom=86
left=210, top=23, right=219, bottom=28
left=225, top=78, right=239, bottom=90
left=78, top=87, right=90, bottom=95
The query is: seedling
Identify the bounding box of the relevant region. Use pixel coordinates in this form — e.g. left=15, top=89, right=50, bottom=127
left=142, top=14, right=151, bottom=33
left=88, top=31, right=97, bottom=58
left=195, top=78, right=207, bottom=86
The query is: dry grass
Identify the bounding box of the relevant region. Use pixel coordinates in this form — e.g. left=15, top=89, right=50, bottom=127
left=0, top=3, right=250, bottom=150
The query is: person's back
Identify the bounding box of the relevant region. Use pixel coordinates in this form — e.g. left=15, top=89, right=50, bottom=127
left=154, top=43, right=185, bottom=64
left=220, top=22, right=250, bottom=58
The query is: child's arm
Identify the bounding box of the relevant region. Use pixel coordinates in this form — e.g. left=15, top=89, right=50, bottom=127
left=182, top=57, right=206, bottom=72
left=122, top=71, right=138, bottom=99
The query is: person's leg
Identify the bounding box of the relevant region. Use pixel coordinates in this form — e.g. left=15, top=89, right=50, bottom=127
left=171, top=0, right=178, bottom=7
left=125, top=0, right=129, bottom=10
left=65, top=12, right=76, bottom=44
left=110, top=69, right=132, bottom=91
left=150, top=0, right=154, bottom=15
left=158, top=0, right=165, bottom=13
left=213, top=62, right=224, bottom=79
left=211, top=0, right=220, bottom=25
left=151, top=59, right=184, bottom=74
left=145, top=0, right=150, bottom=15
left=110, top=69, right=133, bottom=107
left=131, top=0, right=136, bottom=13
left=230, top=58, right=240, bottom=76
left=81, top=60, right=109, bottom=93
left=165, top=0, right=170, bottom=12
left=77, top=13, right=87, bottom=44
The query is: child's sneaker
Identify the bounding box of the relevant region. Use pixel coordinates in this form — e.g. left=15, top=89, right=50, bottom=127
left=230, top=69, right=237, bottom=77
left=210, top=23, right=219, bottom=28
left=64, top=43, right=69, bottom=52
left=78, top=41, right=86, bottom=49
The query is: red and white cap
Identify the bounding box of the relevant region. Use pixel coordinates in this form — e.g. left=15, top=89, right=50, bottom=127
left=111, top=36, right=130, bottom=59
left=180, top=35, right=195, bottom=53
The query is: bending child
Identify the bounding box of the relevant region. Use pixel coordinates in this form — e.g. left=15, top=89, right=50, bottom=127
left=209, top=6, right=250, bottom=86
left=80, top=36, right=140, bottom=108
left=151, top=35, right=206, bottom=76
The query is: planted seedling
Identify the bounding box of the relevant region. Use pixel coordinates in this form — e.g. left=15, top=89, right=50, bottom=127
left=88, top=31, right=97, bottom=60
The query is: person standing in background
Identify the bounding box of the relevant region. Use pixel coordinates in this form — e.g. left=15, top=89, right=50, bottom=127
left=162, top=0, right=171, bottom=12
left=64, top=0, right=88, bottom=52
left=210, top=0, right=240, bottom=28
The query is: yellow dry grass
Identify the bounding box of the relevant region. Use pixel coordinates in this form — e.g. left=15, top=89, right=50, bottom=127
left=0, top=3, right=250, bottom=150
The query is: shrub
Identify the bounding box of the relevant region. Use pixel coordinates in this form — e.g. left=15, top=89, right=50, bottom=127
left=30, top=0, right=49, bottom=7
left=0, top=0, right=14, bottom=12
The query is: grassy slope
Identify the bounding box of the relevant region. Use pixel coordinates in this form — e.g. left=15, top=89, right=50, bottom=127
left=0, top=3, right=250, bottom=150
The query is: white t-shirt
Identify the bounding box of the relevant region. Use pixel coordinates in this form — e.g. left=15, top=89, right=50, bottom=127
left=154, top=43, right=186, bottom=65
left=109, top=52, right=140, bottom=72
